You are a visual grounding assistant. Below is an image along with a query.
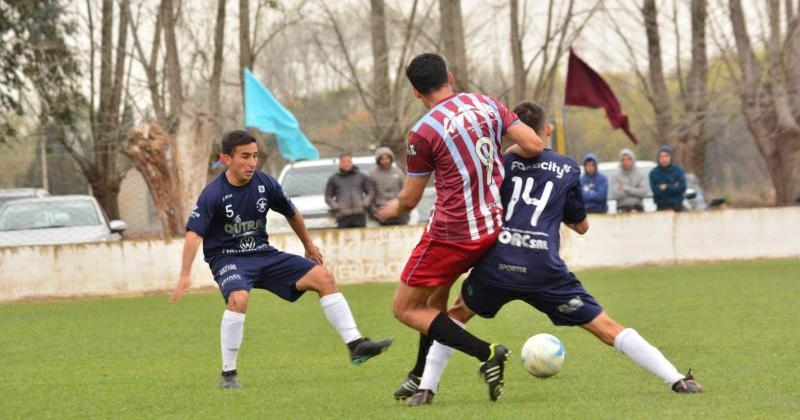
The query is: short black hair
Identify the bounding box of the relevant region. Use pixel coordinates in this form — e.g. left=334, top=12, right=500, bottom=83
left=513, top=101, right=546, bottom=135
left=221, top=130, right=257, bottom=155
left=406, top=53, right=449, bottom=95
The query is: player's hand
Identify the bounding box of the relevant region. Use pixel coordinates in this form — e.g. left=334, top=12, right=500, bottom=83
left=376, top=199, right=400, bottom=222
left=170, top=274, right=192, bottom=304
left=305, top=244, right=324, bottom=265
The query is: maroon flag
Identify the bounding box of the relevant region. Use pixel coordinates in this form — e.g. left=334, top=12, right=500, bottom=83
left=564, top=49, right=639, bottom=144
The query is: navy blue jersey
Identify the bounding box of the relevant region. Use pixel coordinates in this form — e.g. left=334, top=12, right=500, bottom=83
left=471, top=150, right=586, bottom=291
left=186, top=170, right=296, bottom=262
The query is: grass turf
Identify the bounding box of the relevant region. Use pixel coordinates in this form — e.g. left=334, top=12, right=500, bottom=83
left=1, top=259, right=799, bottom=419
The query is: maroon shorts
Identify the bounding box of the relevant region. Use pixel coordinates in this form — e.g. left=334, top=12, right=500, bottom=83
left=400, top=230, right=500, bottom=287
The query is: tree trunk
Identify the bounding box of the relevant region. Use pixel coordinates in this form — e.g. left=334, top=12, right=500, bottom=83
left=174, top=104, right=215, bottom=221
left=729, top=0, right=800, bottom=204
left=643, top=0, right=677, bottom=147
left=370, top=0, right=403, bottom=157
left=510, top=0, right=525, bottom=104
left=439, top=0, right=468, bottom=92
left=125, top=124, right=185, bottom=237
left=210, top=0, right=226, bottom=121
left=674, top=0, right=709, bottom=183
left=160, top=0, right=183, bottom=129
left=239, top=0, right=253, bottom=94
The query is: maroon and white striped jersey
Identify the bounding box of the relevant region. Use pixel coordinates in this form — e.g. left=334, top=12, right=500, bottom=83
left=406, top=93, right=520, bottom=242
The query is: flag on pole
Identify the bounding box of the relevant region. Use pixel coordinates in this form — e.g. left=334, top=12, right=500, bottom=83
left=243, top=68, right=319, bottom=161
left=564, top=49, right=639, bottom=144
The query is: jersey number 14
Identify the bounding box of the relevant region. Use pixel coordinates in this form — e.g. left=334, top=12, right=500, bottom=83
left=505, top=176, right=553, bottom=227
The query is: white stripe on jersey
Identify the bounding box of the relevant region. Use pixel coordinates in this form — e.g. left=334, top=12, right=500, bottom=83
left=455, top=95, right=503, bottom=208
left=437, top=103, right=495, bottom=235
left=468, top=94, right=506, bottom=186
left=421, top=114, right=480, bottom=240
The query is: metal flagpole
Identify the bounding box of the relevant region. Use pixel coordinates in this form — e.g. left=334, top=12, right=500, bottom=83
left=555, top=106, right=567, bottom=155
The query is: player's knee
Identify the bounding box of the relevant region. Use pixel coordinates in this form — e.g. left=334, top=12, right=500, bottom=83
left=315, top=268, right=338, bottom=295
left=226, top=291, right=249, bottom=313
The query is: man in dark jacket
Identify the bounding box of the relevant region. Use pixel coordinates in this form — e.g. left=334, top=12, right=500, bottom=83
left=649, top=145, right=686, bottom=211
left=325, top=153, right=374, bottom=228
left=580, top=153, right=608, bottom=213
left=369, top=147, right=409, bottom=225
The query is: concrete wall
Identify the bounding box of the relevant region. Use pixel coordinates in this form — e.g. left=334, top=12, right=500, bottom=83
left=1, top=207, right=798, bottom=302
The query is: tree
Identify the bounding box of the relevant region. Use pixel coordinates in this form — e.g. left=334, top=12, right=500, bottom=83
left=126, top=0, right=225, bottom=235
left=439, top=0, right=468, bottom=91
left=10, top=0, right=133, bottom=219
left=728, top=0, right=800, bottom=204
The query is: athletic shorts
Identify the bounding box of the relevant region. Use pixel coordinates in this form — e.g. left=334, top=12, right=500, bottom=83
left=208, top=250, right=317, bottom=302
left=400, top=230, right=500, bottom=287
left=461, top=272, right=603, bottom=326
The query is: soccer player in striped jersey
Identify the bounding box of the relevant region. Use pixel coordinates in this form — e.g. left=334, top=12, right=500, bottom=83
left=377, top=53, right=544, bottom=402
left=405, top=101, right=703, bottom=406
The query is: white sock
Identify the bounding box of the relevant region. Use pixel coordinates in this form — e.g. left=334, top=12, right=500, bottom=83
left=613, top=328, right=684, bottom=385
left=320, top=292, right=362, bottom=344
left=220, top=310, right=246, bottom=372
left=419, top=318, right=463, bottom=393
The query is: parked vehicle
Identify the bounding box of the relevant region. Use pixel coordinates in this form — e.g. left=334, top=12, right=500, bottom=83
left=0, top=195, right=127, bottom=247
left=267, top=156, right=429, bottom=232
left=0, top=188, right=49, bottom=206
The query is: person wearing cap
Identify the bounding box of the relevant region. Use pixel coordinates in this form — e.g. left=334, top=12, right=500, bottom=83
left=610, top=149, right=649, bottom=212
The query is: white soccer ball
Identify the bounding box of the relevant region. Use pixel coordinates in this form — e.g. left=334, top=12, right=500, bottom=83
left=521, top=333, right=565, bottom=378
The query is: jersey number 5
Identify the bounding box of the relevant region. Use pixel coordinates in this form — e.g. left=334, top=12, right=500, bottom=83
left=505, top=176, right=553, bottom=226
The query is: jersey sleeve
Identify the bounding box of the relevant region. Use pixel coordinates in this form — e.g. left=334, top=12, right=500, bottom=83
left=186, top=190, right=215, bottom=237
left=563, top=178, right=587, bottom=225
left=267, top=176, right=297, bottom=218
left=490, top=97, right=520, bottom=134
left=406, top=131, right=435, bottom=176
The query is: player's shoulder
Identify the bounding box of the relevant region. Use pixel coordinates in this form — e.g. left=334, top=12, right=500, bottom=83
left=198, top=173, right=226, bottom=201
left=253, top=170, right=281, bottom=189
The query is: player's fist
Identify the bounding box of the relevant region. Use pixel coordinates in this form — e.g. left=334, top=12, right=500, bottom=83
left=305, top=244, right=324, bottom=265
left=170, top=274, right=192, bottom=304
left=376, top=199, right=400, bottom=222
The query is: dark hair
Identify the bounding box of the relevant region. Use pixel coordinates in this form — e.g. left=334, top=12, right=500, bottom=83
left=406, top=53, right=449, bottom=95
left=221, top=130, right=257, bottom=155
left=338, top=151, right=352, bottom=159
left=513, top=101, right=546, bottom=135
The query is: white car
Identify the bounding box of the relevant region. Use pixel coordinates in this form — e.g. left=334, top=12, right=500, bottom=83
left=267, top=156, right=426, bottom=232
left=0, top=195, right=127, bottom=247
left=596, top=160, right=658, bottom=213
left=0, top=188, right=49, bottom=206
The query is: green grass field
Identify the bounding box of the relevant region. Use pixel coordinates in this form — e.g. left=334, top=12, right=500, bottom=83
left=2, top=259, right=799, bottom=419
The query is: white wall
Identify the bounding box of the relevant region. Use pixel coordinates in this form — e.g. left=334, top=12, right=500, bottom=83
left=1, top=207, right=798, bottom=302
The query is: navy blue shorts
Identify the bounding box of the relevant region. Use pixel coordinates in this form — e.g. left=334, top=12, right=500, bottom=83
left=461, top=273, right=603, bottom=326
left=209, top=250, right=317, bottom=302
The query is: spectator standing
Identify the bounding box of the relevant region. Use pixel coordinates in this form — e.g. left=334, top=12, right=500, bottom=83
left=580, top=153, right=608, bottom=213
left=611, top=149, right=649, bottom=212
left=369, top=147, right=409, bottom=225
left=649, top=145, right=687, bottom=212
left=325, top=153, right=374, bottom=228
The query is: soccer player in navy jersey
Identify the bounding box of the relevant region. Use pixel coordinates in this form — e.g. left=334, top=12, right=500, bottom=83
left=170, top=130, right=392, bottom=389
left=404, top=102, right=703, bottom=406
left=378, top=53, right=545, bottom=402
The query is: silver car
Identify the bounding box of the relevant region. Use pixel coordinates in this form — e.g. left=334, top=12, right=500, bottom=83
left=0, top=195, right=127, bottom=247
left=0, top=188, right=49, bottom=206
left=267, top=156, right=429, bottom=232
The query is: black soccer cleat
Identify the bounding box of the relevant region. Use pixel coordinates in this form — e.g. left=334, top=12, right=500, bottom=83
left=219, top=369, right=241, bottom=389
left=479, top=343, right=510, bottom=402
left=406, top=389, right=435, bottom=407
left=393, top=373, right=421, bottom=400
left=349, top=337, right=393, bottom=365
left=672, top=369, right=704, bottom=393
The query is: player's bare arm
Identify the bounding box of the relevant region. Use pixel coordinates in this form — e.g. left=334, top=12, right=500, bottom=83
left=566, top=218, right=589, bottom=235
left=286, top=210, right=324, bottom=265
left=376, top=174, right=429, bottom=221
left=504, top=122, right=544, bottom=158
left=171, top=230, right=202, bottom=303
